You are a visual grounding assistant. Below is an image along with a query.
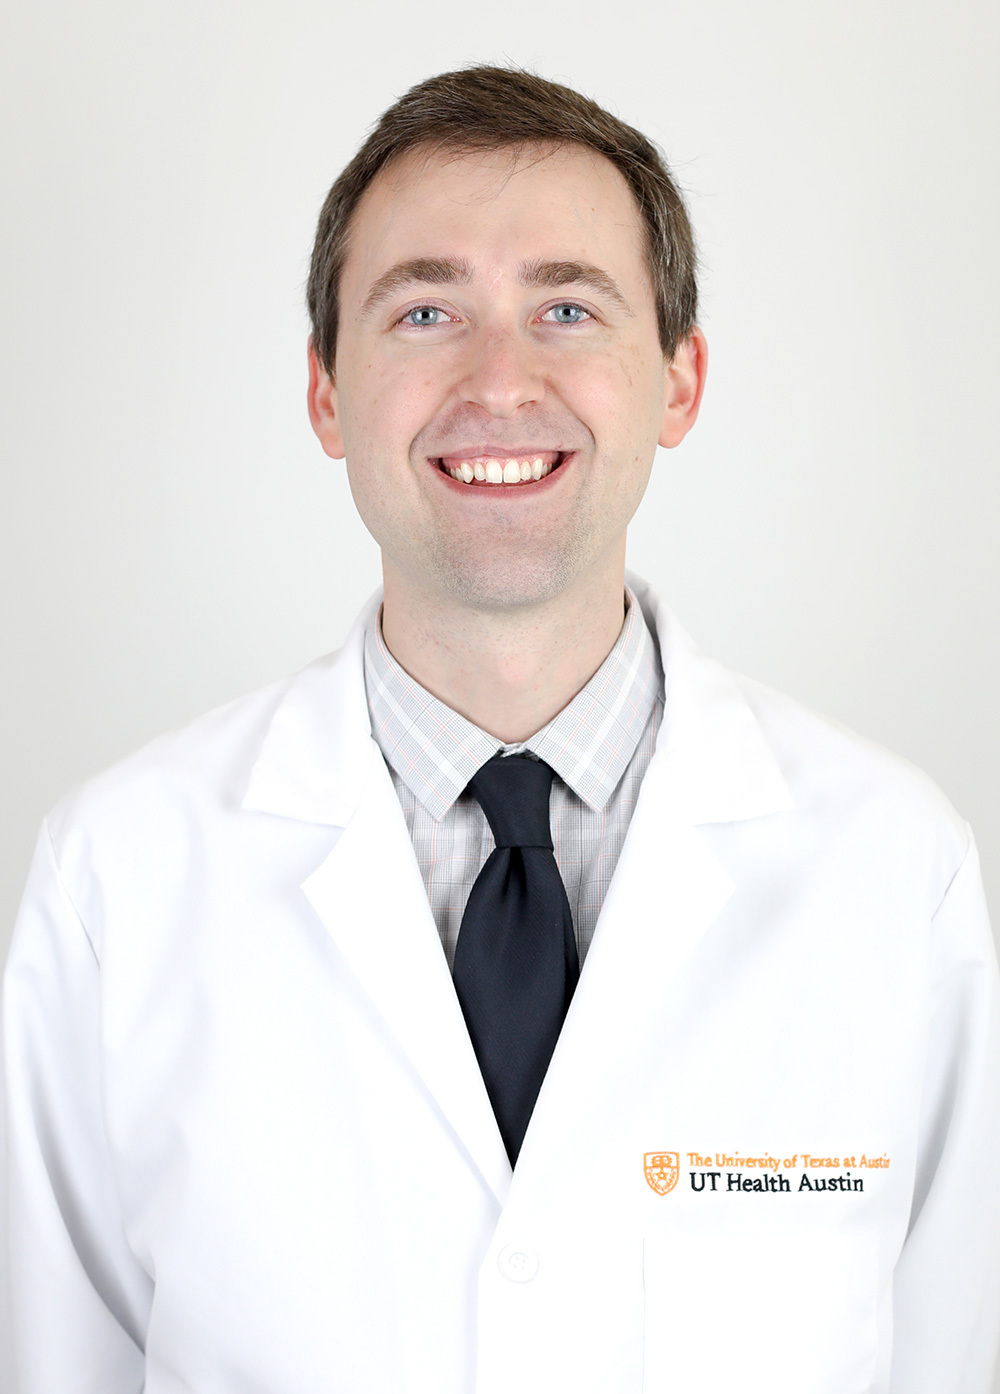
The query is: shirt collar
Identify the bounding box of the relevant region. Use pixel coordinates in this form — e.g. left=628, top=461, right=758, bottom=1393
left=364, top=585, right=662, bottom=820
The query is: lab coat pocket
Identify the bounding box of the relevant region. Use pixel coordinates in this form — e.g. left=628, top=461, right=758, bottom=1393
left=642, top=1223, right=878, bottom=1394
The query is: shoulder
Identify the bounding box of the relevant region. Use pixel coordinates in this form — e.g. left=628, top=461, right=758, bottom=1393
left=45, top=672, right=296, bottom=862
left=45, top=592, right=381, bottom=862
left=734, top=671, right=971, bottom=907
left=629, top=573, right=971, bottom=906
left=738, top=670, right=959, bottom=822
left=37, top=642, right=368, bottom=951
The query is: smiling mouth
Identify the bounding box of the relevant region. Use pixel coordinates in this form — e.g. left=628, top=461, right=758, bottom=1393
left=434, top=450, right=568, bottom=486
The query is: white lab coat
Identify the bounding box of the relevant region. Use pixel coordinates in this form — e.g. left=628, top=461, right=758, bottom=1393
left=3, top=577, right=999, bottom=1394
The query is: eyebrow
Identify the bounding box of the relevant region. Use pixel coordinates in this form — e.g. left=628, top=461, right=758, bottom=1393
left=358, top=255, right=634, bottom=319
left=360, top=257, right=474, bottom=318
left=518, top=259, right=634, bottom=316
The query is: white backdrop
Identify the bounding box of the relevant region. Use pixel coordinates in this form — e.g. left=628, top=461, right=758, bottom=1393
left=2, top=5, right=997, bottom=970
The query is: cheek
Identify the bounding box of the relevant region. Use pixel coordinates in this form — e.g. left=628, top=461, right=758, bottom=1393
left=565, top=350, right=664, bottom=447
left=339, top=361, right=434, bottom=455
left=617, top=340, right=668, bottom=416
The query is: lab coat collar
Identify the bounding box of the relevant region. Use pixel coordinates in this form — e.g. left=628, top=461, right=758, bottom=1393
left=627, top=571, right=794, bottom=824
left=241, top=589, right=383, bottom=827
left=242, top=576, right=793, bottom=832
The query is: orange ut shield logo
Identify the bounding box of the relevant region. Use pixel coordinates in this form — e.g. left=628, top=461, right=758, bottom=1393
left=644, top=1151, right=680, bottom=1195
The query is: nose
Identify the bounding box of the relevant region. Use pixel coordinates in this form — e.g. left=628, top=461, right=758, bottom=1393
left=456, top=326, right=544, bottom=417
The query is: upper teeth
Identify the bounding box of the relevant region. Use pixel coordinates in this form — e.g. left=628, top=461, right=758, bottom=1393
left=444, top=456, right=556, bottom=485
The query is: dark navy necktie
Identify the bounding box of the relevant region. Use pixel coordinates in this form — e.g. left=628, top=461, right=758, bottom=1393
left=453, top=752, right=579, bottom=1164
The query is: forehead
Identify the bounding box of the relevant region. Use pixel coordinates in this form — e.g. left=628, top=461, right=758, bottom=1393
left=340, top=142, right=650, bottom=298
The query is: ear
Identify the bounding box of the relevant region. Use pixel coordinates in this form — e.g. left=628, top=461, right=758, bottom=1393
left=307, top=338, right=346, bottom=459
left=658, top=327, right=708, bottom=449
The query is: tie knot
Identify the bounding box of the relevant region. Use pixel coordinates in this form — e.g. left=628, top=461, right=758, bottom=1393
left=467, top=752, right=555, bottom=850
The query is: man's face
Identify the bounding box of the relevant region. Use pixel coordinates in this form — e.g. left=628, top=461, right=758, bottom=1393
left=309, top=142, right=705, bottom=613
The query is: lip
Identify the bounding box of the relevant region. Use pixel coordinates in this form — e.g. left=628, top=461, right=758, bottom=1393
left=429, top=450, right=574, bottom=490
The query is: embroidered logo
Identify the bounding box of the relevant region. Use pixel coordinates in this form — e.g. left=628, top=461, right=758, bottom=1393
left=644, top=1151, right=680, bottom=1195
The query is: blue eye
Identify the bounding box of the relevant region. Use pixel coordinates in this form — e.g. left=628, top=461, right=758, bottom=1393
left=403, top=306, right=445, bottom=327
left=545, top=303, right=590, bottom=324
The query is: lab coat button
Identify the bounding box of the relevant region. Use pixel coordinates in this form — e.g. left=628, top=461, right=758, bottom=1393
left=498, top=1244, right=539, bottom=1283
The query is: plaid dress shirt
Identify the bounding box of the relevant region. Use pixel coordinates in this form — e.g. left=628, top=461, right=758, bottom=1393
left=363, top=586, right=663, bottom=968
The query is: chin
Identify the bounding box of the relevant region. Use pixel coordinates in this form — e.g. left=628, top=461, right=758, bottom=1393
left=434, top=548, right=582, bottom=615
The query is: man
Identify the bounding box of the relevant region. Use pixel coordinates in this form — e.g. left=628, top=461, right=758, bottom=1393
left=3, top=65, right=999, bottom=1394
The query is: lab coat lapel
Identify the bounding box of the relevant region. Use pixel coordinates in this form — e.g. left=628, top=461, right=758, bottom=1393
left=243, top=594, right=511, bottom=1206
left=581, top=577, right=793, bottom=1003
left=302, top=765, right=511, bottom=1204
left=517, top=580, right=795, bottom=1160
left=524, top=753, right=736, bottom=1126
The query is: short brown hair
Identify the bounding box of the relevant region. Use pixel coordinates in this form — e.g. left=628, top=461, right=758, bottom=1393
left=306, top=65, right=698, bottom=371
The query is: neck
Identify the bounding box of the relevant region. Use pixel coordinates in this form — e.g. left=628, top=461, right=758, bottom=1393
left=380, top=557, right=628, bottom=744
